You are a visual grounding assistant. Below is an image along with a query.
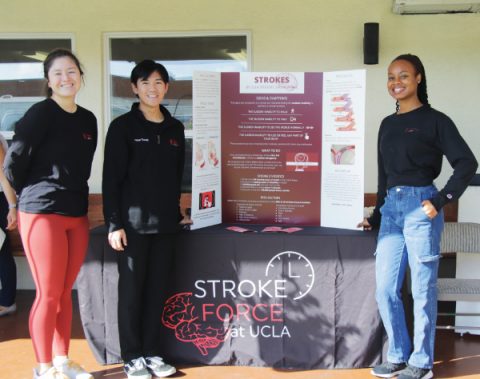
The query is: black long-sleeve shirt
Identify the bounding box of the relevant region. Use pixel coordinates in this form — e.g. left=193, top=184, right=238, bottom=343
left=102, top=103, right=185, bottom=234
left=4, top=98, right=97, bottom=216
left=368, top=105, right=478, bottom=228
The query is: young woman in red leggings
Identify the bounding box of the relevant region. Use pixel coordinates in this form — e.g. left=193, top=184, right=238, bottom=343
left=4, top=49, right=97, bottom=379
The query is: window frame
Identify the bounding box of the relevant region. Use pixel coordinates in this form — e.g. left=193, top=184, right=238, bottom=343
left=103, top=30, right=252, bottom=139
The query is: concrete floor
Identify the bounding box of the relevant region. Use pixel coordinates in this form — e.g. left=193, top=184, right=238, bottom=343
left=1, top=291, right=480, bottom=379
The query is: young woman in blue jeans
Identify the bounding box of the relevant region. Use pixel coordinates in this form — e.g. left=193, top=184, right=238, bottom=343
left=359, top=54, right=478, bottom=379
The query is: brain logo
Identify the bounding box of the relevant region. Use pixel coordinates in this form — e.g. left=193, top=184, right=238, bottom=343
left=162, top=292, right=230, bottom=355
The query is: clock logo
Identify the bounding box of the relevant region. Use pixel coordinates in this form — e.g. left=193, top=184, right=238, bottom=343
left=265, top=251, right=315, bottom=300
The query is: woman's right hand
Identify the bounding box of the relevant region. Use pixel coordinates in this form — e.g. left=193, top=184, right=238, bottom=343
left=6, top=208, right=17, bottom=230
left=108, top=229, right=127, bottom=252
left=357, top=218, right=372, bottom=231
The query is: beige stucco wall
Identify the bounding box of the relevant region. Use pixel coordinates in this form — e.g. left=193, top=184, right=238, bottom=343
left=1, top=0, right=479, bottom=193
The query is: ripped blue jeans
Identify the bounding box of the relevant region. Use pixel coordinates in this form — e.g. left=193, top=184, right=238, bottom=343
left=376, top=185, right=444, bottom=369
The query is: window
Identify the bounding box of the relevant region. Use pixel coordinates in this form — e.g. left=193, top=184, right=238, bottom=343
left=0, top=35, right=73, bottom=139
left=105, top=32, right=251, bottom=192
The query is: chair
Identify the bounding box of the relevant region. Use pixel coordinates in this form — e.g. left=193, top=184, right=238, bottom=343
left=437, top=222, right=480, bottom=331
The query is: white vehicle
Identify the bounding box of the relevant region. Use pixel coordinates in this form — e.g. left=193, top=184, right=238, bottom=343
left=0, top=95, right=44, bottom=139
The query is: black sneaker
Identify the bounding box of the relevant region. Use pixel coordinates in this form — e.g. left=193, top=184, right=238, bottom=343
left=371, top=362, right=407, bottom=378
left=398, top=365, right=433, bottom=379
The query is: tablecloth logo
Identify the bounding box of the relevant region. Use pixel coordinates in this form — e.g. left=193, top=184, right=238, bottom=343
left=265, top=251, right=315, bottom=300
left=162, top=251, right=315, bottom=355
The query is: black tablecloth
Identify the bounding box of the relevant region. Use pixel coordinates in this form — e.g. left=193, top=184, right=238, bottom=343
left=77, top=224, right=385, bottom=369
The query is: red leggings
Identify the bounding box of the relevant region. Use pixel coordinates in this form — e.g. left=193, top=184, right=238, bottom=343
left=18, top=212, right=89, bottom=363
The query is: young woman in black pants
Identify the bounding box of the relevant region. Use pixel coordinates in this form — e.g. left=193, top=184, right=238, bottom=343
left=0, top=133, right=17, bottom=317
left=103, top=60, right=187, bottom=379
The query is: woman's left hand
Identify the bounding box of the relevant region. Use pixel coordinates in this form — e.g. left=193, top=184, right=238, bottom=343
left=421, top=200, right=438, bottom=219
left=6, top=208, right=17, bottom=230
left=179, top=216, right=193, bottom=225
left=357, top=218, right=372, bottom=230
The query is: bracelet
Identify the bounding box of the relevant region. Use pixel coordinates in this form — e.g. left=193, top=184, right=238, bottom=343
left=8, top=204, right=16, bottom=209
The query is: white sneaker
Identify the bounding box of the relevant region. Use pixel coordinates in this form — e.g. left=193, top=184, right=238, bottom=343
left=145, top=357, right=176, bottom=378
left=124, top=357, right=152, bottom=379
left=54, top=359, right=93, bottom=379
left=33, top=366, right=68, bottom=379
left=0, top=303, right=17, bottom=317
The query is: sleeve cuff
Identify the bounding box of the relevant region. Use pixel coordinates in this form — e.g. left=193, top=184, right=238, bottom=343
left=367, top=212, right=381, bottom=229
left=107, top=221, right=124, bottom=234
left=430, top=194, right=447, bottom=212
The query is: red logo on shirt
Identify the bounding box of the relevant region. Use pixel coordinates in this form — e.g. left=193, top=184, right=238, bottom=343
left=83, top=133, right=93, bottom=140
left=169, top=138, right=179, bottom=147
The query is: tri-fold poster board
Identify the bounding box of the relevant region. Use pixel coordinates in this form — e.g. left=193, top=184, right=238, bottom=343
left=190, top=70, right=366, bottom=230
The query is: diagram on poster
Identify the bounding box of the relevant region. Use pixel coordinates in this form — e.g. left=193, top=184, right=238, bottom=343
left=191, top=70, right=365, bottom=230
left=321, top=70, right=365, bottom=229
left=190, top=72, right=222, bottom=230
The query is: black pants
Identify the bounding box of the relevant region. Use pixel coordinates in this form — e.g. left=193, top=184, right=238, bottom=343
left=117, top=230, right=175, bottom=362
left=0, top=195, right=16, bottom=307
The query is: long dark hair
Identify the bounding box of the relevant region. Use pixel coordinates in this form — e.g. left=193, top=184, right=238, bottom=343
left=391, top=53, right=429, bottom=112
left=43, top=49, right=84, bottom=98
